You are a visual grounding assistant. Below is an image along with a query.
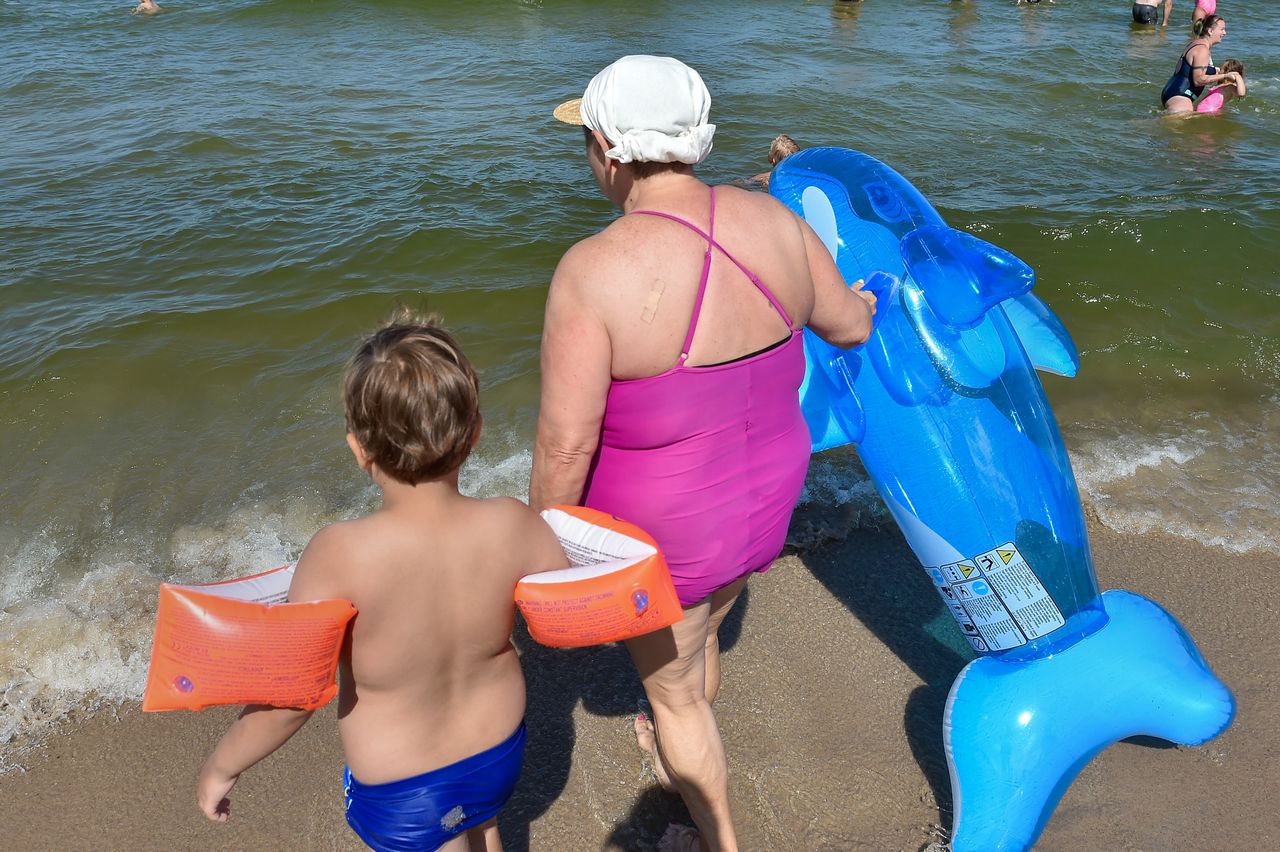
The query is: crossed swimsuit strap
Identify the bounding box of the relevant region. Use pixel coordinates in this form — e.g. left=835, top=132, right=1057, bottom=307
left=632, top=187, right=796, bottom=364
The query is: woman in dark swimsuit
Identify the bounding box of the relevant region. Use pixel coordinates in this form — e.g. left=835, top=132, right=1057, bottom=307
left=1162, top=14, right=1232, bottom=113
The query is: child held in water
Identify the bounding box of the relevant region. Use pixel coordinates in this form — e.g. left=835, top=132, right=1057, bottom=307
left=197, top=311, right=569, bottom=851
left=1196, top=59, right=1247, bottom=113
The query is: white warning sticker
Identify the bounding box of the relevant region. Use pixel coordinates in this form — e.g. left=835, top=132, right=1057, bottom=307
left=924, top=542, right=1064, bottom=652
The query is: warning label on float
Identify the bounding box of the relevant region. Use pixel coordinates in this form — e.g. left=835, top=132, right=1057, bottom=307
left=924, top=542, right=1064, bottom=652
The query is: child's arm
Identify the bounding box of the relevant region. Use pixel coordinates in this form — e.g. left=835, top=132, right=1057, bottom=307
left=196, top=704, right=314, bottom=821
left=196, top=524, right=353, bottom=822
left=498, top=498, right=571, bottom=580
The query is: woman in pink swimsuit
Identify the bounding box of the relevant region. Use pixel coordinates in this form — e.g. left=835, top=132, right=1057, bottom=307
left=1193, top=0, right=1217, bottom=34
left=531, top=55, right=875, bottom=850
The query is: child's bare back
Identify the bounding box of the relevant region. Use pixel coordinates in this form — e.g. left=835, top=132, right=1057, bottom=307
left=292, top=489, right=565, bottom=784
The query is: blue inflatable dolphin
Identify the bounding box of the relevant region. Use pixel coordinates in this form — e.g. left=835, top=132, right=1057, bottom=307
left=771, top=147, right=1235, bottom=852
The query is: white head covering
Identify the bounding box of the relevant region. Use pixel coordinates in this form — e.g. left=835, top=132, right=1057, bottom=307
left=555, top=55, right=716, bottom=165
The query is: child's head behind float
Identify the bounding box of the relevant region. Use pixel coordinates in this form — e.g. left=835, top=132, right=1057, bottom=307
left=769, top=134, right=800, bottom=166
left=343, top=310, right=481, bottom=484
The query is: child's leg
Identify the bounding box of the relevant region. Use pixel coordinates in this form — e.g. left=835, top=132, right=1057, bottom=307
left=436, top=818, right=500, bottom=852
left=467, top=817, right=501, bottom=852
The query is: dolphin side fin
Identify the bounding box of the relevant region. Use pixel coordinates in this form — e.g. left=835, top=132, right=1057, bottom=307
left=901, top=226, right=1035, bottom=329
left=1000, top=293, right=1080, bottom=378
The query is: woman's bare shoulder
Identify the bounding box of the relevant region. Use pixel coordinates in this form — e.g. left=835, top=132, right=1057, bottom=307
left=555, top=214, right=680, bottom=289
left=715, top=183, right=806, bottom=244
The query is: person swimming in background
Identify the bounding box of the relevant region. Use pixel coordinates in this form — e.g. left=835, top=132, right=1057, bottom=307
left=1161, top=14, right=1233, bottom=113
left=1133, top=0, right=1173, bottom=26
left=750, top=134, right=802, bottom=190
left=196, top=311, right=568, bottom=852
left=1196, top=58, right=1246, bottom=112
left=132, top=0, right=160, bottom=14
left=1192, top=0, right=1216, bottom=33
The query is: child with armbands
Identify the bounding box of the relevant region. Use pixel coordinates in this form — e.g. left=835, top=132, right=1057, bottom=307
left=197, top=311, right=569, bottom=851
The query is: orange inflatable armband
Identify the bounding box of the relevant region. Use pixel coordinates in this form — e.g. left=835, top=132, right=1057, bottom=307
left=517, top=506, right=682, bottom=648
left=142, top=565, right=356, bottom=712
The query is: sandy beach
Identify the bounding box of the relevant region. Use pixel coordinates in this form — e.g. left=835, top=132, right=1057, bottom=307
left=2, top=512, right=1275, bottom=851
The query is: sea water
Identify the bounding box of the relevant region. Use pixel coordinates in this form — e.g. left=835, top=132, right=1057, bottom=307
left=1, top=0, right=1277, bottom=766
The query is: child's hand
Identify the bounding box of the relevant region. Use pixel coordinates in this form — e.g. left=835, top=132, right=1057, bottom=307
left=197, top=761, right=238, bottom=822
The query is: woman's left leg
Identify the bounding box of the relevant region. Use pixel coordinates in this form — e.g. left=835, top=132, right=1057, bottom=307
left=701, top=577, right=747, bottom=705
left=626, top=584, right=743, bottom=851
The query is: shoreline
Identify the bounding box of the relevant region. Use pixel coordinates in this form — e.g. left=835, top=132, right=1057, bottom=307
left=2, top=517, right=1276, bottom=850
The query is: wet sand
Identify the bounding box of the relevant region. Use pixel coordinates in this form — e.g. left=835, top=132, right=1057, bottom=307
left=2, top=514, right=1277, bottom=851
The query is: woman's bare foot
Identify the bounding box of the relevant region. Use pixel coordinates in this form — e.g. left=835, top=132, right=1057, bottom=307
left=634, top=711, right=677, bottom=793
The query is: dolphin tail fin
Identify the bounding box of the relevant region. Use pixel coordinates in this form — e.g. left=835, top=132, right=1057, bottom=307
left=945, top=589, right=1235, bottom=852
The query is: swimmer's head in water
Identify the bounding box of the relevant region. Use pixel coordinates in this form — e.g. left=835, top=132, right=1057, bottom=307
left=343, top=309, right=481, bottom=484
left=769, top=135, right=801, bottom=166
left=1221, top=58, right=1245, bottom=77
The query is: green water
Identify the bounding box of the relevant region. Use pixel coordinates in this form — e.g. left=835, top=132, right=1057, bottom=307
left=1, top=0, right=1277, bottom=756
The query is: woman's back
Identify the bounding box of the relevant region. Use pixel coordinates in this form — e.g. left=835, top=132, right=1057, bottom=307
left=578, top=180, right=815, bottom=604
left=585, top=180, right=817, bottom=379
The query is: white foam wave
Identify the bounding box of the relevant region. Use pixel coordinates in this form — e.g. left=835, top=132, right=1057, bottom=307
left=0, top=500, right=331, bottom=771
left=795, top=405, right=1280, bottom=559
left=3, top=413, right=1275, bottom=772
left=461, top=444, right=532, bottom=501
left=1074, top=435, right=1205, bottom=486
left=0, top=444, right=538, bottom=771
left=1069, top=403, right=1280, bottom=555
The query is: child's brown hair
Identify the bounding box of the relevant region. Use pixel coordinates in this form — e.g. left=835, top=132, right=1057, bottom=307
left=343, top=310, right=481, bottom=484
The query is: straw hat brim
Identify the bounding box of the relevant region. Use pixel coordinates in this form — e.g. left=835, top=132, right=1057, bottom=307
left=553, top=98, right=585, bottom=126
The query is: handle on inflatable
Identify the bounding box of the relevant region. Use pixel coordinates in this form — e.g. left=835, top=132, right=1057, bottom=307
left=143, top=565, right=356, bottom=712
left=861, top=269, right=901, bottom=334
left=517, top=506, right=682, bottom=648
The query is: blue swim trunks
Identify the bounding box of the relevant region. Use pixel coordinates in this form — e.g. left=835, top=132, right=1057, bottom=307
left=343, top=722, right=527, bottom=852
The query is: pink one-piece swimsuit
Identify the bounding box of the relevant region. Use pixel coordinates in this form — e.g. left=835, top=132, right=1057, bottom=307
left=581, top=187, right=811, bottom=607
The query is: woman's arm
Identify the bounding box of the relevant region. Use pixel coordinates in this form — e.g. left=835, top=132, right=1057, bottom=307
left=1190, top=46, right=1231, bottom=88
left=1162, top=0, right=1172, bottom=27
left=529, top=242, right=613, bottom=512
left=799, top=215, right=875, bottom=349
